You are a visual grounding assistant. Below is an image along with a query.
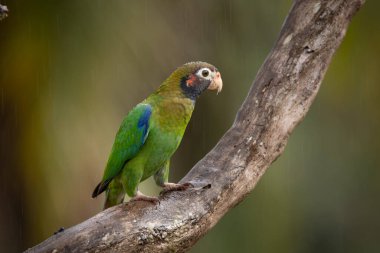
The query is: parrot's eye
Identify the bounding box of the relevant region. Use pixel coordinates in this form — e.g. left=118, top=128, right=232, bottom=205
left=196, top=67, right=212, bottom=80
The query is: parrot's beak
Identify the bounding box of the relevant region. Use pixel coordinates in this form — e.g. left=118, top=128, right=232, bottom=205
left=208, top=71, right=223, bottom=94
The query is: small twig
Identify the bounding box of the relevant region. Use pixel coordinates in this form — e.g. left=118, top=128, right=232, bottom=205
left=0, top=4, right=8, bottom=21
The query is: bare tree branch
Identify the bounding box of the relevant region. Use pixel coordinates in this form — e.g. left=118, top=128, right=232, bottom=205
left=25, top=0, right=365, bottom=252
left=0, top=4, right=8, bottom=21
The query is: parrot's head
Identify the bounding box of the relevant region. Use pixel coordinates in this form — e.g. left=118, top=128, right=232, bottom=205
left=163, top=61, right=223, bottom=100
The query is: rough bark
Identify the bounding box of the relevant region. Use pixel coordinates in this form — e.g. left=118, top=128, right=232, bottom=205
left=25, top=0, right=365, bottom=252
left=0, top=4, right=8, bottom=21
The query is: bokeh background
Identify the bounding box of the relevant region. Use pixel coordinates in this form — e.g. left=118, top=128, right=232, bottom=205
left=1, top=0, right=379, bottom=252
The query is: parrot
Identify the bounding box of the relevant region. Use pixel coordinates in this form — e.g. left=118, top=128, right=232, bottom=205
left=92, top=61, right=223, bottom=209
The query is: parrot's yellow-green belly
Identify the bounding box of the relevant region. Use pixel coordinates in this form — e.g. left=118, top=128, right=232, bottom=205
left=126, top=98, right=193, bottom=182
left=139, top=128, right=182, bottom=180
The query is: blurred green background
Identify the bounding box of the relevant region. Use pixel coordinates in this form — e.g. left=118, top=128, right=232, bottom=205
left=1, top=0, right=379, bottom=252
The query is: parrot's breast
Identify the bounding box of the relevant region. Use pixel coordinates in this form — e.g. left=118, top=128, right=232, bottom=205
left=138, top=97, right=195, bottom=180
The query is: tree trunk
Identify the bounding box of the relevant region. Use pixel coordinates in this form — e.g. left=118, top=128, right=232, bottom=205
left=25, top=0, right=365, bottom=252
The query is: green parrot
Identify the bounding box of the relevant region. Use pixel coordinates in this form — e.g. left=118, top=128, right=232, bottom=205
left=92, top=61, right=223, bottom=209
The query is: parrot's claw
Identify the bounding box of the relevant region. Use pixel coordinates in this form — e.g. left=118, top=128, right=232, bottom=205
left=130, top=191, right=160, bottom=204
left=161, top=182, right=194, bottom=194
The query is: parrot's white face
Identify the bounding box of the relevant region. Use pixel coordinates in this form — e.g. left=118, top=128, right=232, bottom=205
left=195, top=67, right=223, bottom=94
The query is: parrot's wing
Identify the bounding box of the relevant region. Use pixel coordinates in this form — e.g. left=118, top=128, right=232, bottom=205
left=92, top=103, right=152, bottom=198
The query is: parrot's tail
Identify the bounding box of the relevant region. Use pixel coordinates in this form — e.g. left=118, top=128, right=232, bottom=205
left=103, top=189, right=125, bottom=210
left=92, top=179, right=111, bottom=198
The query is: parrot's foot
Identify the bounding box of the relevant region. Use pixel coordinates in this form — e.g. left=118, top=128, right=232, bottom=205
left=161, top=182, right=194, bottom=194
left=130, top=191, right=159, bottom=204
